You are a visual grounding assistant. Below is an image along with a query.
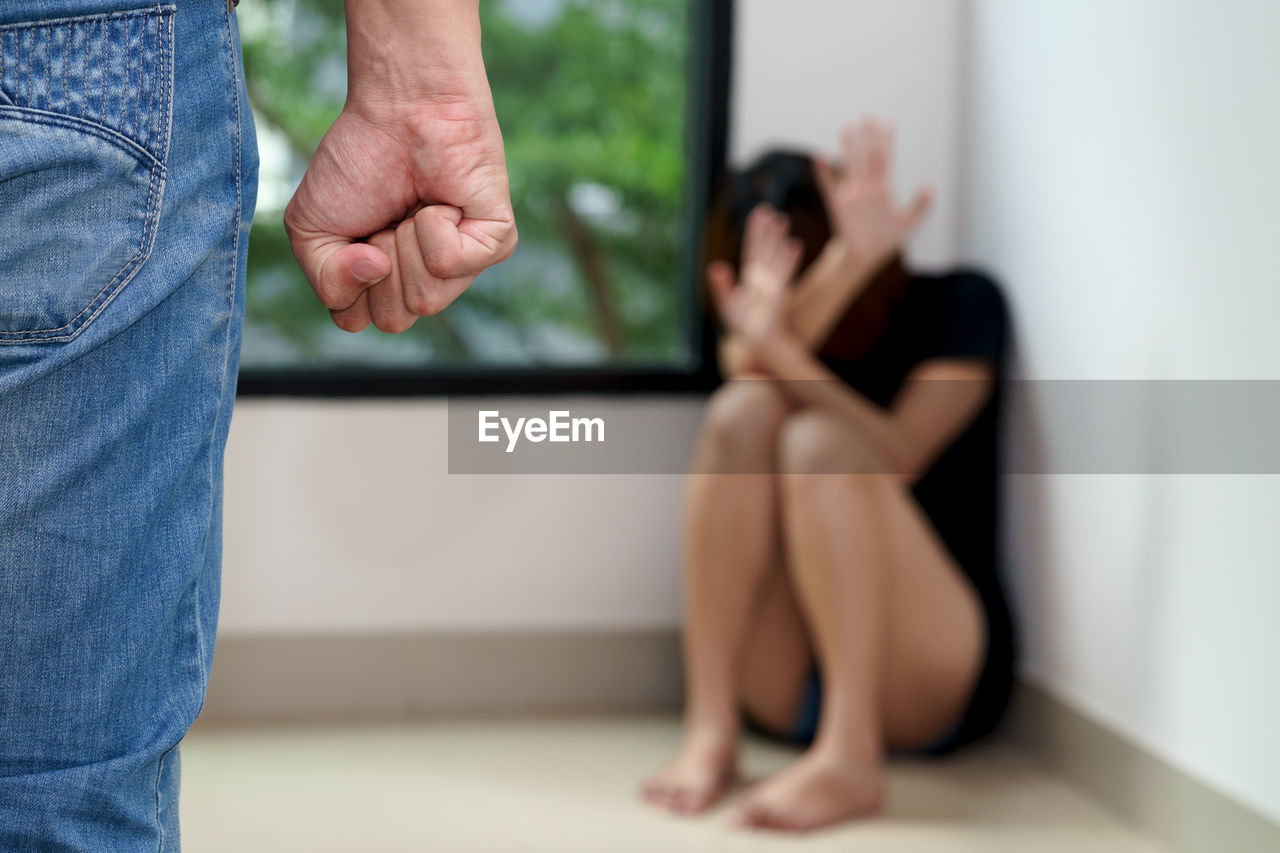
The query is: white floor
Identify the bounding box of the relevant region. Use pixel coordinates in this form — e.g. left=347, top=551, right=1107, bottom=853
left=179, top=717, right=1169, bottom=852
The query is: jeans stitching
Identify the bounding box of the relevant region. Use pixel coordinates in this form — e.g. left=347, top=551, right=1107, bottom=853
left=0, top=133, right=160, bottom=342
left=0, top=6, right=174, bottom=343
left=153, top=743, right=179, bottom=851
left=121, top=18, right=128, bottom=132
left=0, top=32, right=9, bottom=106
left=160, top=10, right=173, bottom=173
left=0, top=8, right=162, bottom=113
left=157, top=5, right=243, bottom=848
left=0, top=6, right=171, bottom=30
left=132, top=18, right=139, bottom=141
left=0, top=104, right=158, bottom=165
left=53, top=163, right=165, bottom=342
left=100, top=20, right=107, bottom=120
left=0, top=8, right=173, bottom=152
left=143, top=15, right=152, bottom=152
left=43, top=22, right=50, bottom=112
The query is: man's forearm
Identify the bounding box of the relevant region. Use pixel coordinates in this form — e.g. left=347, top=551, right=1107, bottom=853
left=344, top=0, right=489, bottom=109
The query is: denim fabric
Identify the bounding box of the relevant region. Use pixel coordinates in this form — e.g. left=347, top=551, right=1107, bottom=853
left=0, top=0, right=257, bottom=848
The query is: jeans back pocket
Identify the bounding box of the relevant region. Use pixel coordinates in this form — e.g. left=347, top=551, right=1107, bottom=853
left=0, top=6, right=174, bottom=344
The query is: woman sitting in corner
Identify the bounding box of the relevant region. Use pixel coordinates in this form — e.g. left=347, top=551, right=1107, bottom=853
left=642, top=119, right=1017, bottom=832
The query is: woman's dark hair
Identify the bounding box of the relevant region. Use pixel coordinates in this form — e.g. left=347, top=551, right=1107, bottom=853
left=703, top=150, right=832, bottom=281
left=701, top=149, right=908, bottom=362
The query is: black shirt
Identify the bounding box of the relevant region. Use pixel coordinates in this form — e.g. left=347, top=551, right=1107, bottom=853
left=821, top=267, right=1016, bottom=750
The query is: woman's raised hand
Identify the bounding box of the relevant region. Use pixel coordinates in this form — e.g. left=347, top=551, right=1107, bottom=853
left=815, top=118, right=933, bottom=268
left=707, top=205, right=804, bottom=344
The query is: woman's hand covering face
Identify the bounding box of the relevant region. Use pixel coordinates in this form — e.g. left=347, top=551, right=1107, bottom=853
left=706, top=204, right=804, bottom=344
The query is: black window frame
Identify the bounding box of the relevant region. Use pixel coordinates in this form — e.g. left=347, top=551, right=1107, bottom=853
left=237, top=0, right=733, bottom=399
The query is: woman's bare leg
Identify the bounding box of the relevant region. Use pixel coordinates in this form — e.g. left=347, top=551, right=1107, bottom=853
left=738, top=568, right=814, bottom=735
left=642, top=381, right=792, bottom=814
left=733, top=411, right=985, bottom=832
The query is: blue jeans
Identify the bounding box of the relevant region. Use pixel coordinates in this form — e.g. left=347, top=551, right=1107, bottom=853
left=0, top=0, right=256, bottom=848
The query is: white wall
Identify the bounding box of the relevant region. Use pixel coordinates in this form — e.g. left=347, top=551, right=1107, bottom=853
left=965, top=0, right=1280, bottom=822
left=221, top=400, right=693, bottom=634
left=219, top=0, right=968, bottom=635
left=730, top=0, right=968, bottom=267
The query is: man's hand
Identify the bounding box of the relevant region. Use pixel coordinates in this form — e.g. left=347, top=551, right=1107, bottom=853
left=814, top=117, right=932, bottom=270
left=284, top=0, right=517, bottom=333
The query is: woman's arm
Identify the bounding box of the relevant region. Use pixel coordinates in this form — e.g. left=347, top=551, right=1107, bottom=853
left=717, top=118, right=931, bottom=378
left=783, top=239, right=879, bottom=348
left=719, top=245, right=897, bottom=377
left=708, top=203, right=992, bottom=480
left=748, top=330, right=994, bottom=482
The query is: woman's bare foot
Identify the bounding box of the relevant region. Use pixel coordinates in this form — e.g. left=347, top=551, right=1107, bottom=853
left=641, top=727, right=739, bottom=815
left=731, top=745, right=884, bottom=832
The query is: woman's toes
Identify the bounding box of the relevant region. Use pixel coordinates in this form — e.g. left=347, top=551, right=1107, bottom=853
left=730, top=801, right=764, bottom=828
left=640, top=779, right=677, bottom=808
left=669, top=791, right=694, bottom=813
left=732, top=799, right=791, bottom=831
left=639, top=746, right=738, bottom=816
left=674, top=787, right=714, bottom=814
left=730, top=751, right=884, bottom=833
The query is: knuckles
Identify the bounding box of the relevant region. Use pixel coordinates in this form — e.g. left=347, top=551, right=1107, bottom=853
left=373, top=315, right=417, bottom=334
left=403, top=285, right=444, bottom=318
left=330, top=312, right=369, bottom=334
left=501, top=224, right=519, bottom=261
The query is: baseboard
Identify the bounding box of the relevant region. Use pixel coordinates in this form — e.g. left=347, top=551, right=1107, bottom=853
left=1006, top=679, right=1280, bottom=853
left=199, top=630, right=1278, bottom=851
left=196, top=629, right=683, bottom=727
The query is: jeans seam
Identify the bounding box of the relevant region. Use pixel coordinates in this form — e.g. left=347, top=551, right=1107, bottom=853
left=153, top=742, right=178, bottom=852
left=155, top=7, right=190, bottom=844
left=211, top=0, right=243, bottom=653
left=158, top=17, right=243, bottom=845
left=0, top=104, right=158, bottom=168
left=173, top=9, right=242, bottom=819
left=100, top=18, right=107, bottom=121
left=160, top=9, right=173, bottom=172
left=121, top=18, right=128, bottom=131
left=0, top=7, right=168, bottom=32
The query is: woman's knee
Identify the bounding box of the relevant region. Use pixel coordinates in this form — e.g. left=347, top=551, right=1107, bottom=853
left=700, top=380, right=791, bottom=461
left=778, top=412, right=879, bottom=476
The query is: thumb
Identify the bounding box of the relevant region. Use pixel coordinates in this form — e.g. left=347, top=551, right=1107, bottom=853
left=288, top=231, right=391, bottom=311
left=899, top=185, right=935, bottom=234
left=813, top=156, right=840, bottom=206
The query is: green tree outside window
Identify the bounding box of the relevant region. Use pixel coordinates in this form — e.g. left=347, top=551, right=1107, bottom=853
left=239, top=0, right=691, bottom=369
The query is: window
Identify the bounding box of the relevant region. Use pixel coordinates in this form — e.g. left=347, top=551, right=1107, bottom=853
left=237, top=0, right=730, bottom=395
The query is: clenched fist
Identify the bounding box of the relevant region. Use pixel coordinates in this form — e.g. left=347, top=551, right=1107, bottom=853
left=284, top=0, right=517, bottom=333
